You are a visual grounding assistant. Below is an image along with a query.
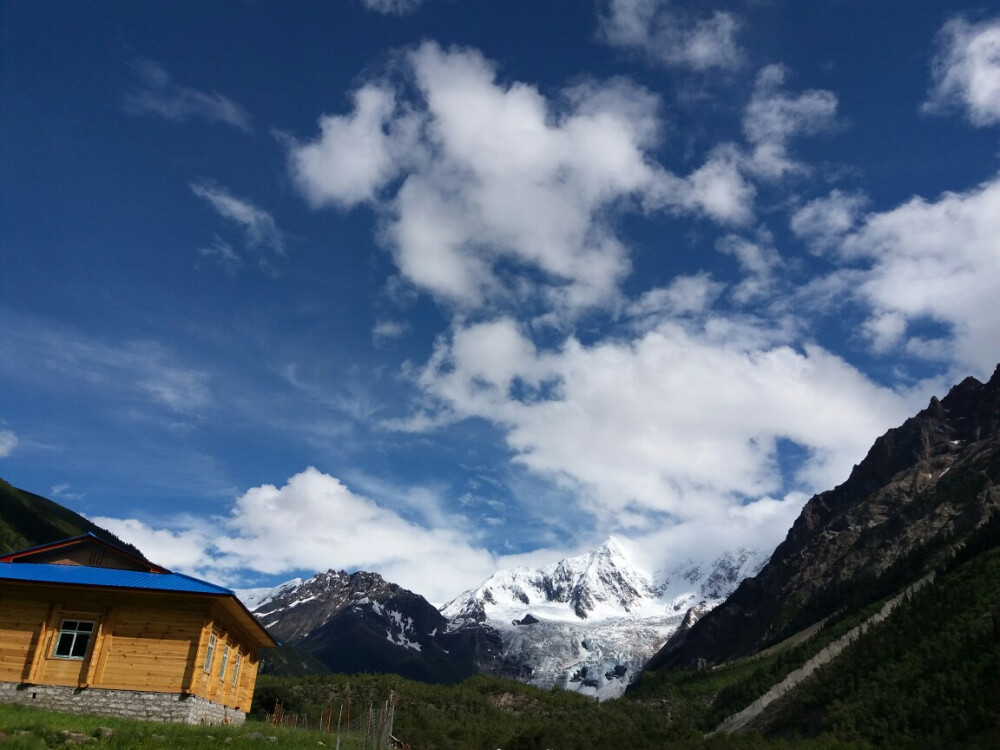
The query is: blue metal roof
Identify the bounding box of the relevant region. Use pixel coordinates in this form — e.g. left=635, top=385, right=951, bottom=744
left=0, top=562, right=235, bottom=596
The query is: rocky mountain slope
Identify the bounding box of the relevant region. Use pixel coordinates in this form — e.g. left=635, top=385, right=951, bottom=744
left=246, top=569, right=503, bottom=683
left=442, top=538, right=767, bottom=698
left=652, top=364, right=1000, bottom=669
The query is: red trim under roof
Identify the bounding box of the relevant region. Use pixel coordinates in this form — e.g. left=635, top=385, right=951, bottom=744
left=0, top=532, right=170, bottom=573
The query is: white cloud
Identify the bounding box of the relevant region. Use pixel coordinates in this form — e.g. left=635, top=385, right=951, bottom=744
left=643, top=66, right=839, bottom=222
left=743, top=65, right=839, bottom=179
left=923, top=17, right=1000, bottom=126
left=197, top=237, right=244, bottom=275
left=790, top=189, right=868, bottom=253
left=288, top=85, right=407, bottom=208
left=138, top=364, right=213, bottom=415
left=191, top=182, right=285, bottom=272
left=95, top=467, right=501, bottom=603
left=360, top=0, right=425, bottom=15
left=93, top=464, right=812, bottom=602
left=627, top=273, right=724, bottom=324
left=599, top=0, right=744, bottom=71
left=289, top=43, right=766, bottom=316
left=393, top=43, right=661, bottom=311
left=647, top=145, right=756, bottom=225
left=862, top=311, right=908, bottom=354
left=404, top=316, right=917, bottom=530
left=123, top=60, right=252, bottom=132
left=50, top=484, right=83, bottom=501
left=0, top=428, right=18, bottom=457
left=715, top=233, right=782, bottom=303
left=90, top=517, right=221, bottom=574
left=629, top=492, right=807, bottom=574
left=840, top=174, right=1000, bottom=375
left=0, top=317, right=212, bottom=416
left=372, top=319, right=409, bottom=344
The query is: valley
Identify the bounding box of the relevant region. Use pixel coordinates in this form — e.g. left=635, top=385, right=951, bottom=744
left=3, top=365, right=999, bottom=747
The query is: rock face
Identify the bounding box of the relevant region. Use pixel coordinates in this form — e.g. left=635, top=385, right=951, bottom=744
left=249, top=570, right=503, bottom=684
left=443, top=538, right=767, bottom=699
left=652, top=365, right=1000, bottom=669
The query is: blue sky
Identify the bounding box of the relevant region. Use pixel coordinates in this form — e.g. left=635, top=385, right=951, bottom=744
left=2, top=0, right=999, bottom=602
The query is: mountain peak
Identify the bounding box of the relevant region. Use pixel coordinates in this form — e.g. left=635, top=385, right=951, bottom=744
left=442, top=540, right=764, bottom=698
left=597, top=535, right=627, bottom=554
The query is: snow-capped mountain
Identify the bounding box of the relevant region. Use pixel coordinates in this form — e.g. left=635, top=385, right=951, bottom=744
left=443, top=537, right=768, bottom=699
left=240, top=538, right=766, bottom=696
left=235, top=578, right=303, bottom=613
left=242, top=569, right=503, bottom=683
left=443, top=537, right=661, bottom=624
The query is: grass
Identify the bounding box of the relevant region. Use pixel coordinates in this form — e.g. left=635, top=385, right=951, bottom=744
left=0, top=704, right=367, bottom=749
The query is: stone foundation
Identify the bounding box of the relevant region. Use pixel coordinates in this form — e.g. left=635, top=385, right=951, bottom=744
left=0, top=682, right=246, bottom=725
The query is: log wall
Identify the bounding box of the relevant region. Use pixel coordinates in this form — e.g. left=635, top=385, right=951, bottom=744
left=0, top=582, right=263, bottom=713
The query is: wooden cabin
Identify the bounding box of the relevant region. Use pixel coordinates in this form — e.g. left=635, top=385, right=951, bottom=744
left=0, top=534, right=277, bottom=725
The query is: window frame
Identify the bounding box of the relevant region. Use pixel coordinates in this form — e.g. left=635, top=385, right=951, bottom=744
left=52, top=619, right=96, bottom=660
left=231, top=651, right=241, bottom=687
left=204, top=633, right=217, bottom=673
left=219, top=644, right=229, bottom=681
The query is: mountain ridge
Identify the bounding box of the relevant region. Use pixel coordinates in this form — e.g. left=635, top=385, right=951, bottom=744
left=651, top=363, right=1000, bottom=669
left=245, top=566, right=504, bottom=683
left=0, top=477, right=145, bottom=559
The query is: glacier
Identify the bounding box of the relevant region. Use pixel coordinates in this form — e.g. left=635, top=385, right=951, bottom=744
left=442, top=537, right=768, bottom=699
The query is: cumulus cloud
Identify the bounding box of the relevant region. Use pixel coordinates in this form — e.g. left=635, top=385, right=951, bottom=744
left=191, top=182, right=285, bottom=272
left=923, top=17, right=1000, bottom=126
left=743, top=65, right=839, bottom=179
left=93, top=464, right=815, bottom=602
left=0, top=428, right=18, bottom=457
left=840, top=174, right=1000, bottom=375
left=123, top=60, right=252, bottom=132
left=790, top=189, right=868, bottom=253
left=627, top=274, right=724, bottom=325
left=289, top=43, right=766, bottom=316
left=647, top=145, right=756, bottom=225
left=629, top=492, right=807, bottom=574
left=288, top=85, right=408, bottom=208
left=403, top=316, right=917, bottom=530
left=280, top=41, right=968, bottom=585
left=95, top=467, right=500, bottom=603
left=89, top=517, right=222, bottom=575
left=643, top=67, right=839, bottom=220
left=599, top=0, right=744, bottom=71
left=715, top=233, right=782, bottom=303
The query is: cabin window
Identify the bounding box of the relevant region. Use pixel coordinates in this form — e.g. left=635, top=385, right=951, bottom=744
left=232, top=652, right=241, bottom=686
left=219, top=645, right=229, bottom=681
left=53, top=620, right=95, bottom=659
left=204, top=634, right=217, bottom=672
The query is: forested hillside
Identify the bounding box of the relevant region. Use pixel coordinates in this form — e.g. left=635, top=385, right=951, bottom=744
left=759, top=523, right=1000, bottom=746
left=0, top=477, right=142, bottom=557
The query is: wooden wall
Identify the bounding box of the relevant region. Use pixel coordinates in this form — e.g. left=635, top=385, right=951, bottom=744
left=0, top=598, right=48, bottom=682
left=0, top=582, right=263, bottom=712
left=185, top=609, right=260, bottom=712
